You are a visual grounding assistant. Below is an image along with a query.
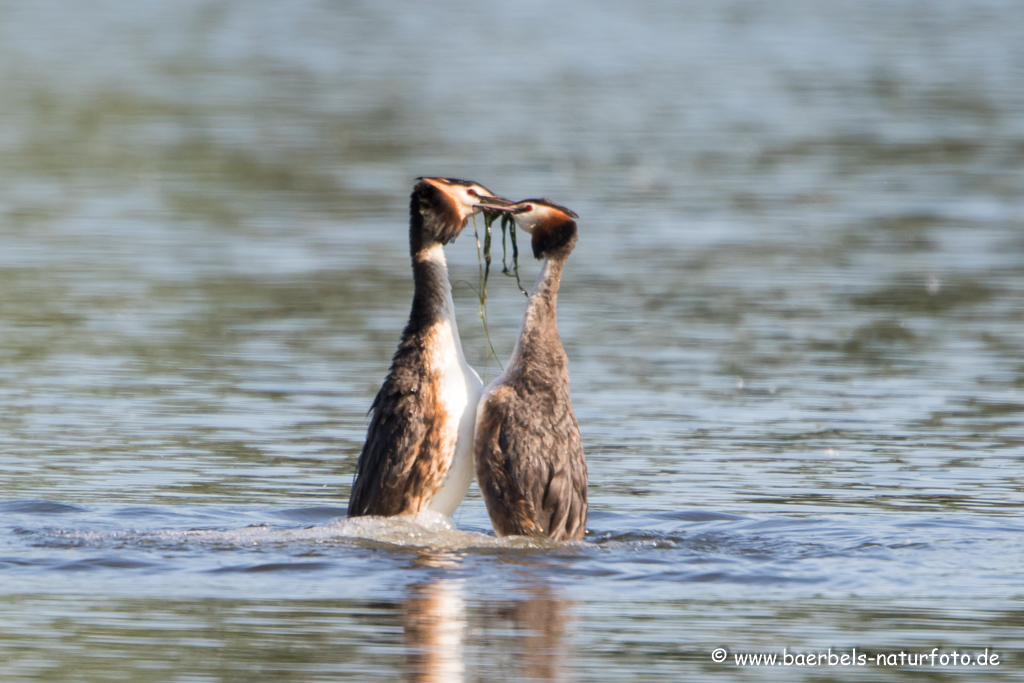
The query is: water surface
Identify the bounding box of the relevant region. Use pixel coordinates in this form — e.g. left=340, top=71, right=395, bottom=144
left=1, top=1, right=1023, bottom=680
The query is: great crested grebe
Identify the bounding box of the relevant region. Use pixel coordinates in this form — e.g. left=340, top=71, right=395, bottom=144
left=472, top=199, right=587, bottom=541
left=348, top=177, right=511, bottom=518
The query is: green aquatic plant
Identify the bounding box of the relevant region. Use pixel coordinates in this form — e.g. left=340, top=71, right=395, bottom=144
left=471, top=208, right=529, bottom=370
left=472, top=211, right=502, bottom=370
left=500, top=212, right=528, bottom=297
left=481, top=210, right=527, bottom=303
left=483, top=210, right=495, bottom=296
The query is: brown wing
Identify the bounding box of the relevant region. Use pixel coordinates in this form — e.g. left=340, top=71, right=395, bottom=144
left=347, top=359, right=447, bottom=517
left=474, top=385, right=587, bottom=541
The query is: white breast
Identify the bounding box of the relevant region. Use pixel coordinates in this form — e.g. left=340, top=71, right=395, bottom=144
left=424, top=282, right=483, bottom=517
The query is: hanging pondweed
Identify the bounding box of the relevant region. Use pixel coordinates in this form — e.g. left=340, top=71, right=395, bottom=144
left=500, top=212, right=528, bottom=297
left=473, top=209, right=502, bottom=368
left=482, top=210, right=495, bottom=298
left=479, top=209, right=527, bottom=307
left=472, top=207, right=529, bottom=368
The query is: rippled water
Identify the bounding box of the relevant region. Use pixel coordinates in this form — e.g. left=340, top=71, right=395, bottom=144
left=2, top=1, right=1023, bottom=680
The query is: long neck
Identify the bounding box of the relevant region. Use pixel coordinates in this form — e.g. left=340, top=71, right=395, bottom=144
left=405, top=243, right=456, bottom=336
left=507, top=256, right=567, bottom=374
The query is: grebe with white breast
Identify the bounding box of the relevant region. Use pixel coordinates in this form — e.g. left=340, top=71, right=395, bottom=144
left=348, top=177, right=511, bottom=518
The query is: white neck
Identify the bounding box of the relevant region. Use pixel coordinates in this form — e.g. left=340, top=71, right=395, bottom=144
left=417, top=246, right=484, bottom=516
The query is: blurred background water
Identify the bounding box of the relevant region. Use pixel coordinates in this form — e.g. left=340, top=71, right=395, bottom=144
left=1, top=0, right=1023, bottom=680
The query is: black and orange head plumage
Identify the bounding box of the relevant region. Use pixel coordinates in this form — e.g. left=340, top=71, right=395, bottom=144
left=411, top=177, right=509, bottom=248
left=475, top=197, right=579, bottom=260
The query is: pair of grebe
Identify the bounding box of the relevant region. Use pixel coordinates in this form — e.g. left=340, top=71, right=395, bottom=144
left=347, top=177, right=586, bottom=541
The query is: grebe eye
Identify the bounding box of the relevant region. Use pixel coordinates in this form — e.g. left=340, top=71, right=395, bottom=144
left=522, top=204, right=533, bottom=212
left=466, top=188, right=477, bottom=197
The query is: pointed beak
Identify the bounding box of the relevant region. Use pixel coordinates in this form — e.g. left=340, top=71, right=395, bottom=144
left=475, top=195, right=515, bottom=210
left=476, top=197, right=529, bottom=213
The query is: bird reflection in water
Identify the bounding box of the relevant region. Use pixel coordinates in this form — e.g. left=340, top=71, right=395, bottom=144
left=404, top=553, right=466, bottom=683
left=490, top=584, right=572, bottom=681
left=403, top=553, right=573, bottom=682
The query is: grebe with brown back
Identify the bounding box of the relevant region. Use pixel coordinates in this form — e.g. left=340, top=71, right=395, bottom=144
left=472, top=198, right=587, bottom=541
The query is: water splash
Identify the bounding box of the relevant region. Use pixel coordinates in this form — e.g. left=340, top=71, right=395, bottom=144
left=29, top=509, right=565, bottom=553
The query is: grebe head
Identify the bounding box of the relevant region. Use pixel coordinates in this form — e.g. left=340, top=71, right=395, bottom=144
left=477, top=198, right=579, bottom=260
left=414, top=177, right=512, bottom=246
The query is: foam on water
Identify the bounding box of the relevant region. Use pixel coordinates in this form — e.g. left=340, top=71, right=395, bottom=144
left=17, top=508, right=563, bottom=555
left=3, top=502, right=1020, bottom=602
left=157, top=510, right=559, bottom=551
